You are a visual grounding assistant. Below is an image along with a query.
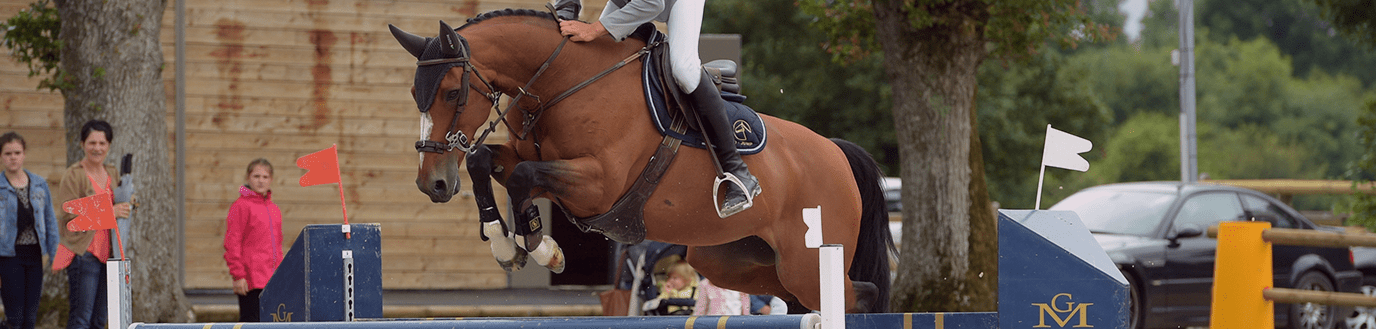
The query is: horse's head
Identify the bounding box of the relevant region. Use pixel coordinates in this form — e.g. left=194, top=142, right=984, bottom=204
left=390, top=22, right=499, bottom=203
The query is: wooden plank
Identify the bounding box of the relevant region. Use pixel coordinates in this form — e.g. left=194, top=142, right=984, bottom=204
left=184, top=202, right=492, bottom=223
left=175, top=0, right=538, bottom=18
left=163, top=61, right=414, bottom=85
left=0, top=91, right=65, bottom=109
left=182, top=95, right=424, bottom=118
left=179, top=112, right=417, bottom=136
left=0, top=108, right=63, bottom=127
left=184, top=214, right=486, bottom=238
left=380, top=271, right=508, bottom=288
left=174, top=43, right=415, bottom=71
left=1205, top=179, right=1376, bottom=195
left=185, top=131, right=416, bottom=152
left=1264, top=288, right=1376, bottom=308
left=172, top=7, right=455, bottom=33
left=176, top=74, right=411, bottom=102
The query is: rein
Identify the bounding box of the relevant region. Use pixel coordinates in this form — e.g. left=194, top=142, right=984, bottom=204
left=415, top=30, right=660, bottom=157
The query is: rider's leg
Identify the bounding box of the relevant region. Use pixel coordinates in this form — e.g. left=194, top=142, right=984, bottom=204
left=689, top=70, right=761, bottom=217
left=667, top=0, right=760, bottom=218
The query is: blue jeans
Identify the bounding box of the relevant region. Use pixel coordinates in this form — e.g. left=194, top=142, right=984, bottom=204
left=0, top=244, right=43, bottom=329
left=66, top=253, right=106, bottom=329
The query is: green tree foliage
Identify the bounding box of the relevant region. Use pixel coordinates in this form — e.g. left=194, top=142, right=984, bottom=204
left=976, top=48, right=1111, bottom=209
left=1196, top=0, right=1376, bottom=87
left=1347, top=98, right=1376, bottom=231
left=702, top=0, right=897, bottom=173
left=1309, top=0, right=1375, bottom=49
left=0, top=0, right=67, bottom=91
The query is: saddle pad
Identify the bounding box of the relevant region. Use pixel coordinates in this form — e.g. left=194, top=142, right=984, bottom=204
left=641, top=30, right=767, bottom=155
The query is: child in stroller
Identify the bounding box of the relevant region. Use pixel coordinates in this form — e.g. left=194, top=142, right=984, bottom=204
left=606, top=241, right=786, bottom=316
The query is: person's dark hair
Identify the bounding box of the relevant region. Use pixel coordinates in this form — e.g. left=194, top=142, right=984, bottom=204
left=80, top=120, right=113, bottom=143
left=246, top=158, right=273, bottom=177
left=0, top=132, right=25, bottom=151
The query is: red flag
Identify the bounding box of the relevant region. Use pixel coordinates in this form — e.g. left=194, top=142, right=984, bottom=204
left=298, top=144, right=341, bottom=187
left=64, top=192, right=115, bottom=232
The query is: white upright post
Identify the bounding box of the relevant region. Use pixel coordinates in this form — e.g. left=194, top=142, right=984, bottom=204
left=107, top=259, right=131, bottom=329
left=803, top=206, right=844, bottom=329
left=819, top=244, right=846, bottom=329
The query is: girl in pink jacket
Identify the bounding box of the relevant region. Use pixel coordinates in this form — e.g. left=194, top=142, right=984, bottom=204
left=223, top=158, right=283, bottom=322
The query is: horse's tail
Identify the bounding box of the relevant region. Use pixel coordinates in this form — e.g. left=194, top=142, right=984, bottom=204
left=830, top=138, right=895, bottom=313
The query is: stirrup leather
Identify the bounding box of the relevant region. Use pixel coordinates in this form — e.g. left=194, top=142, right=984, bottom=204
left=713, top=172, right=756, bottom=218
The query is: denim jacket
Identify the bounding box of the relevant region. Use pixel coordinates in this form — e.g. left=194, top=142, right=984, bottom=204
left=0, top=169, right=60, bottom=259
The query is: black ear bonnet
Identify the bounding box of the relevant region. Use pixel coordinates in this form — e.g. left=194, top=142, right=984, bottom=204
left=396, top=21, right=472, bottom=113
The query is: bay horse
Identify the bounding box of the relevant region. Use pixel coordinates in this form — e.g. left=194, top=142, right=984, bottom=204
left=389, top=9, right=893, bottom=313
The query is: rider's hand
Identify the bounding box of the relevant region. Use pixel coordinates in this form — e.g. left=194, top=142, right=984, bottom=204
left=559, top=20, right=607, bottom=42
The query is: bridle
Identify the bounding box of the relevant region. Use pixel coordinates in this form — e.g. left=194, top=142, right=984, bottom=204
left=413, top=25, right=656, bottom=157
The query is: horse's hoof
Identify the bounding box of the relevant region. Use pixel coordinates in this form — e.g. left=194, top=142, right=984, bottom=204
left=849, top=281, right=881, bottom=313
left=496, top=247, right=529, bottom=272
left=530, top=235, right=566, bottom=274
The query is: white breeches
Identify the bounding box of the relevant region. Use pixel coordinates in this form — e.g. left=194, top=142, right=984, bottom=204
left=666, top=0, right=705, bottom=92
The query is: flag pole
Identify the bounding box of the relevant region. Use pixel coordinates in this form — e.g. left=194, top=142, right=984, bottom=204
left=1035, top=164, right=1046, bottom=210
left=336, top=155, right=351, bottom=240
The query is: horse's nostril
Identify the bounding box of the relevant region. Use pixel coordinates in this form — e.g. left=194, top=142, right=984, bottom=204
left=433, top=180, right=447, bottom=194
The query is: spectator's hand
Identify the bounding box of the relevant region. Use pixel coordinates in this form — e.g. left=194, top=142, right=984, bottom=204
left=559, top=20, right=606, bottom=42
left=233, top=278, right=249, bottom=296
left=114, top=202, right=133, bottom=219
left=757, top=305, right=771, bottom=315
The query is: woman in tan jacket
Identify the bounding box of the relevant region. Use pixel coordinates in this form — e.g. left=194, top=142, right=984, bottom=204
left=52, top=120, right=133, bottom=329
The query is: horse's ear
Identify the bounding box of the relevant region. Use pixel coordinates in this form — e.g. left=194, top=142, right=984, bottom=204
left=438, top=21, right=464, bottom=58
left=389, top=24, right=429, bottom=59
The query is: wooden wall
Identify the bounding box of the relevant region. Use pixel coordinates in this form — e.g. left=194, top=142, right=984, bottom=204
left=0, top=0, right=603, bottom=290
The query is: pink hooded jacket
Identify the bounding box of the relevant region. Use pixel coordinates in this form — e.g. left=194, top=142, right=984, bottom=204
left=223, top=185, right=283, bottom=290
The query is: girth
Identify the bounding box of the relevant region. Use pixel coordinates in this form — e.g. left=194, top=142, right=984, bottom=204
left=561, top=116, right=687, bottom=244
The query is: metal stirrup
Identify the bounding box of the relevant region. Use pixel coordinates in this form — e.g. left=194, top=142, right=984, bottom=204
left=712, top=172, right=755, bottom=218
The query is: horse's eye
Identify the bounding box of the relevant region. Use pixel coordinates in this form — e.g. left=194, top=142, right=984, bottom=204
left=446, top=90, right=462, bottom=102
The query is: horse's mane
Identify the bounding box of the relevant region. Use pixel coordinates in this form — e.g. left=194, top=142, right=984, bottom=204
left=459, top=8, right=555, bottom=30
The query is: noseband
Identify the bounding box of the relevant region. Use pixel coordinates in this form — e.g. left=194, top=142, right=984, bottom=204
left=414, top=30, right=658, bottom=157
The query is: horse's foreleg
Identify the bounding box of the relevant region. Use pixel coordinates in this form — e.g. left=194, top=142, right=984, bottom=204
left=503, top=159, right=593, bottom=274
left=467, top=145, right=528, bottom=272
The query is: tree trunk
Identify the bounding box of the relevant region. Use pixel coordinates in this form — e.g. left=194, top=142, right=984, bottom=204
left=876, top=0, right=995, bottom=311
left=50, top=0, right=191, bottom=323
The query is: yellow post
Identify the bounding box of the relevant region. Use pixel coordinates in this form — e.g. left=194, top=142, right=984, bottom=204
left=1210, top=221, right=1273, bottom=329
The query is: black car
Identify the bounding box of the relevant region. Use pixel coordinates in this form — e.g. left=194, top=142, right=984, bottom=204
left=1347, top=247, right=1376, bottom=329
left=1050, top=181, right=1361, bottom=329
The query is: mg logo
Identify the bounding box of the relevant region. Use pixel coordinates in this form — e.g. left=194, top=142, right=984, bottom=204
left=1031, top=293, right=1093, bottom=328
left=270, top=303, right=294, bottom=322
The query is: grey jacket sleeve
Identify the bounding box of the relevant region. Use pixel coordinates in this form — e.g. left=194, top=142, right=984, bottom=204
left=598, top=0, right=667, bottom=41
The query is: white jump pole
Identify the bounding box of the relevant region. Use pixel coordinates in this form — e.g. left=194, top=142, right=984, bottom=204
left=803, top=206, right=844, bottom=329
left=819, top=244, right=845, bottom=329
left=108, top=259, right=131, bottom=329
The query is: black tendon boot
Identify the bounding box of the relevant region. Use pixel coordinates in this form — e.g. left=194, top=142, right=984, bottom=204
left=690, top=70, right=761, bottom=218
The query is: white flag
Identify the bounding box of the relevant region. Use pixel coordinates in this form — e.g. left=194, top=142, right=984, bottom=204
left=1041, top=124, right=1092, bottom=172
left=803, top=206, right=822, bottom=248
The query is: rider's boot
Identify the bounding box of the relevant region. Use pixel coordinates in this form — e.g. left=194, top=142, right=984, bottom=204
left=689, top=70, right=761, bottom=218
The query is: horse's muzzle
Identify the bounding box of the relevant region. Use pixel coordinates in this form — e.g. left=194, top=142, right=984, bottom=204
left=418, top=177, right=458, bottom=203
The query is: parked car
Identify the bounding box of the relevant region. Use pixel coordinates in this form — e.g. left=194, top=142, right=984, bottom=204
left=1347, top=247, right=1376, bottom=329
left=1049, top=181, right=1361, bottom=329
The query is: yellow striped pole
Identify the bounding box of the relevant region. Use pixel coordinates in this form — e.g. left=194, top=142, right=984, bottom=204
left=1210, top=221, right=1273, bottom=329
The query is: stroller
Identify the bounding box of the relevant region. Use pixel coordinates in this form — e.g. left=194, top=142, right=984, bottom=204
left=607, top=241, right=696, bottom=316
